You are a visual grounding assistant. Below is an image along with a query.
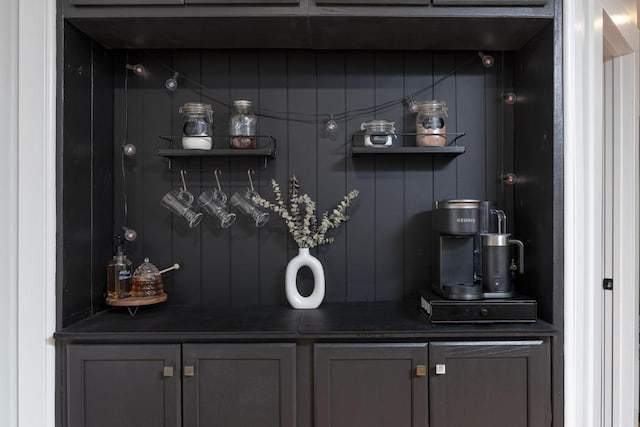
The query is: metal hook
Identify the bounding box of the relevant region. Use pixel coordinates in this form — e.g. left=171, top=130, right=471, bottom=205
left=180, top=170, right=188, bottom=192
left=247, top=169, right=255, bottom=192
left=214, top=169, right=222, bottom=192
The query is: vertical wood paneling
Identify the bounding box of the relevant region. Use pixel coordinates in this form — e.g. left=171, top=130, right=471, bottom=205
left=201, top=50, right=232, bottom=306
left=91, top=43, right=114, bottom=314
left=374, top=52, right=404, bottom=301
left=228, top=50, right=261, bottom=307
left=484, top=53, right=500, bottom=205
left=432, top=52, right=458, bottom=200
left=170, top=51, right=203, bottom=304
left=501, top=52, right=516, bottom=224
left=456, top=52, right=486, bottom=199
left=287, top=51, right=318, bottom=297
left=103, top=48, right=512, bottom=307
left=139, top=51, right=174, bottom=299
left=403, top=52, right=434, bottom=297
left=62, top=26, right=93, bottom=324
left=345, top=52, right=376, bottom=301
left=258, top=50, right=289, bottom=306
left=316, top=52, right=347, bottom=303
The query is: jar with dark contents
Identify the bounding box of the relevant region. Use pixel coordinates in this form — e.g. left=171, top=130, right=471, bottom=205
left=230, top=100, right=257, bottom=149
left=131, top=257, right=164, bottom=298
left=416, top=100, right=448, bottom=147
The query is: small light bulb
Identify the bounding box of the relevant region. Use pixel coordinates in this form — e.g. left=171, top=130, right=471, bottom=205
left=502, top=173, right=518, bottom=185
left=326, top=118, right=338, bottom=134
left=478, top=52, right=494, bottom=68
left=123, top=143, right=137, bottom=156
left=123, top=227, right=137, bottom=242
left=409, top=101, right=419, bottom=113
left=165, top=72, right=179, bottom=91
left=503, top=92, right=517, bottom=104
left=126, top=63, right=145, bottom=76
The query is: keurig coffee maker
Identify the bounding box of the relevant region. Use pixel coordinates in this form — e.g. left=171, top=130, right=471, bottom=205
left=432, top=199, right=483, bottom=300
left=424, top=199, right=535, bottom=323
left=432, top=199, right=524, bottom=300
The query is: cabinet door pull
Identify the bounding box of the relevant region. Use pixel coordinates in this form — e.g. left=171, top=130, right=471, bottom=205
left=163, top=366, right=174, bottom=377
left=435, top=364, right=446, bottom=375
left=415, top=365, right=427, bottom=377
left=184, top=365, right=195, bottom=377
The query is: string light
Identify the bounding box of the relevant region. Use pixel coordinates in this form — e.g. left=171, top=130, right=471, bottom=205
left=126, top=63, right=145, bottom=76
left=122, top=226, right=137, bottom=242
left=406, top=96, right=420, bottom=113
left=165, top=72, right=179, bottom=91
left=478, top=51, right=494, bottom=68
left=141, top=51, right=494, bottom=126
left=123, top=143, right=137, bottom=156
left=503, top=92, right=517, bottom=104
left=502, top=173, right=519, bottom=185
left=325, top=115, right=338, bottom=133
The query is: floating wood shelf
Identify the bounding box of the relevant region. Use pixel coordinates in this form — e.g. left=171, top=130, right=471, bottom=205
left=351, top=146, right=466, bottom=156
left=158, top=148, right=276, bottom=158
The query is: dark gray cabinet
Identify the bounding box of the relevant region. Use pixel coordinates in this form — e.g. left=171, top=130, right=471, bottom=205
left=182, top=343, right=296, bottom=427
left=65, top=344, right=181, bottom=427
left=429, top=340, right=551, bottom=427
left=315, top=343, right=429, bottom=427
left=70, top=0, right=183, bottom=4
left=66, top=343, right=296, bottom=427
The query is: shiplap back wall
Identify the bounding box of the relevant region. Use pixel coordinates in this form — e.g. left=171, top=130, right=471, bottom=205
left=113, top=49, right=512, bottom=307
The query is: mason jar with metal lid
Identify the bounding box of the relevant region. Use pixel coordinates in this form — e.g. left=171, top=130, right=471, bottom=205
left=360, top=119, right=396, bottom=148
left=179, top=102, right=214, bottom=149
left=416, top=100, right=447, bottom=147
left=230, top=100, right=257, bottom=149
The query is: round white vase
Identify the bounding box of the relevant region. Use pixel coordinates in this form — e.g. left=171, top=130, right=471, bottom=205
left=285, top=248, right=325, bottom=309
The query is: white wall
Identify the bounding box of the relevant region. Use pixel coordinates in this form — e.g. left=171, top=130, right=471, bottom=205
left=0, top=0, right=57, bottom=426
left=0, top=0, right=19, bottom=425
left=564, top=0, right=639, bottom=426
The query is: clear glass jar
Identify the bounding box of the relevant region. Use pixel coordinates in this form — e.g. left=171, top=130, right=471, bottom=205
left=360, top=119, right=396, bottom=148
left=230, top=100, right=257, bottom=149
left=131, top=257, right=164, bottom=298
left=179, top=102, right=214, bottom=150
left=416, top=100, right=447, bottom=147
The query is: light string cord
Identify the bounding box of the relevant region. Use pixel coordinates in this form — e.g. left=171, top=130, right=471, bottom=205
left=143, top=53, right=479, bottom=124
left=121, top=55, right=129, bottom=228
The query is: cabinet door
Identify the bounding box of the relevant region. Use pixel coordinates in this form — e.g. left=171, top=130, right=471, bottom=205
left=429, top=340, right=550, bottom=427
left=66, top=344, right=181, bottom=427
left=182, top=343, right=296, bottom=427
left=70, top=0, right=183, bottom=5
left=315, top=343, right=428, bottom=427
left=431, top=0, right=546, bottom=5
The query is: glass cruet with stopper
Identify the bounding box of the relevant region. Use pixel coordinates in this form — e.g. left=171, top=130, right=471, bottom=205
left=229, top=100, right=257, bottom=149
left=416, top=100, right=448, bottom=147
left=106, top=237, right=132, bottom=300
left=131, top=257, right=164, bottom=298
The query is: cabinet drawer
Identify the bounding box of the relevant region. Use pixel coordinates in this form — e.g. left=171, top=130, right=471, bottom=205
left=187, top=0, right=298, bottom=3
left=70, top=0, right=183, bottom=4
left=432, top=0, right=546, bottom=5
left=316, top=0, right=427, bottom=4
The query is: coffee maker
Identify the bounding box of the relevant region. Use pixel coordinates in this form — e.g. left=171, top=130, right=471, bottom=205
left=431, top=199, right=524, bottom=300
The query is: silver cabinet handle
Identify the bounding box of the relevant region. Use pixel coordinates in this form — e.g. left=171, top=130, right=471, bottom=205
left=163, top=366, right=174, bottom=377
left=435, top=364, right=446, bottom=375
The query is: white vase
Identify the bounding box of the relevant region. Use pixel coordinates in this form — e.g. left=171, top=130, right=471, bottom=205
left=285, top=248, right=325, bottom=309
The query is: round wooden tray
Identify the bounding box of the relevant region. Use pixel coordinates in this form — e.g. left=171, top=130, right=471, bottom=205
left=106, top=293, right=167, bottom=307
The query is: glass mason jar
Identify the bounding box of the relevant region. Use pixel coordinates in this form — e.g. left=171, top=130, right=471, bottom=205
left=360, top=119, right=396, bottom=148
left=416, top=100, right=448, bottom=147
left=179, top=102, right=214, bottom=150
left=230, top=100, right=257, bottom=149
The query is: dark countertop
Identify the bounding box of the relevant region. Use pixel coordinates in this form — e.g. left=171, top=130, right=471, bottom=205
left=55, top=301, right=557, bottom=343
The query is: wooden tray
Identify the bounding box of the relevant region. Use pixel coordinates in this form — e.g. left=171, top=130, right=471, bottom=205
left=106, top=293, right=167, bottom=307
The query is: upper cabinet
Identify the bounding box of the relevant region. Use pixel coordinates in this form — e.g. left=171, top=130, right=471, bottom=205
left=62, top=0, right=555, bottom=50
